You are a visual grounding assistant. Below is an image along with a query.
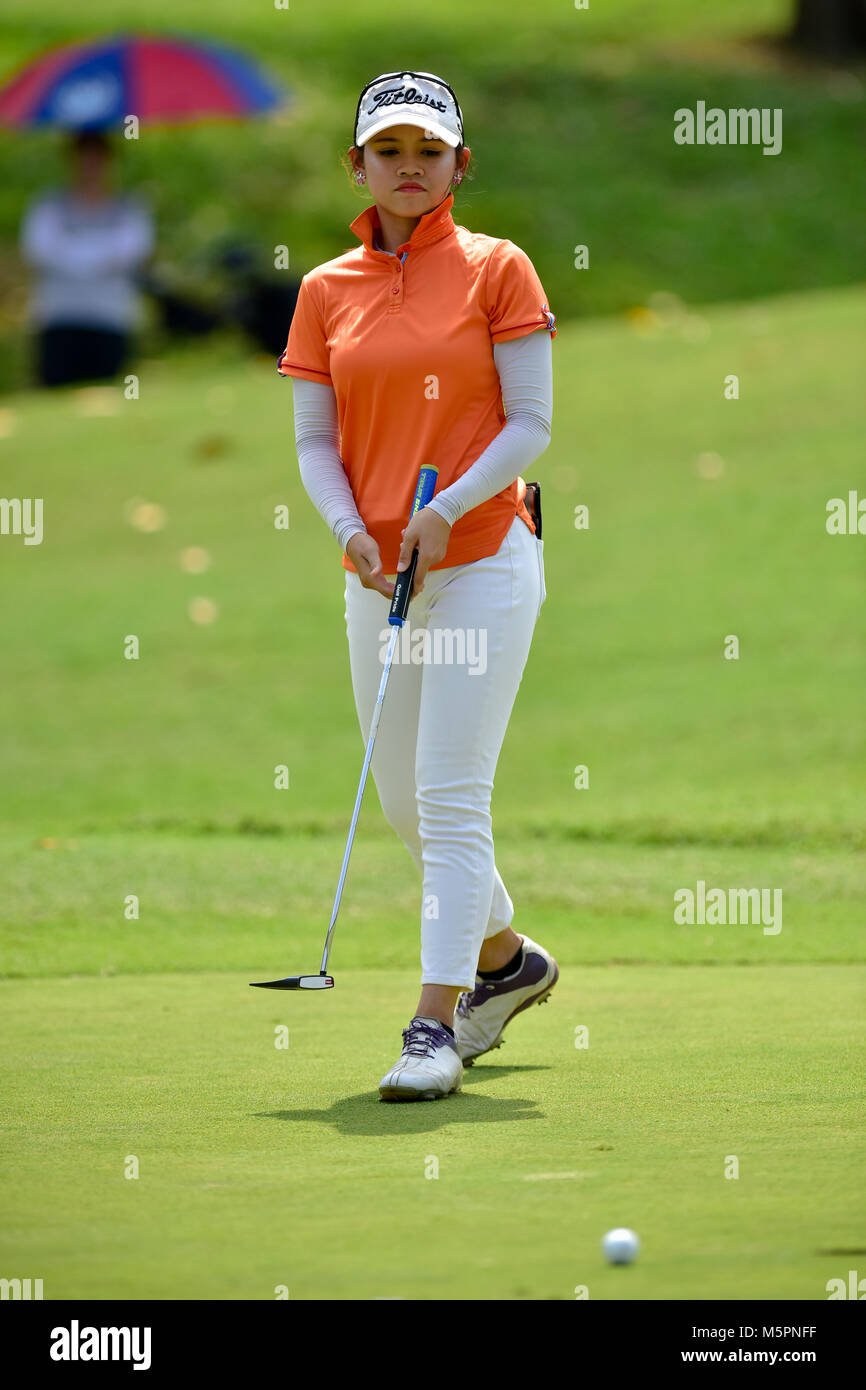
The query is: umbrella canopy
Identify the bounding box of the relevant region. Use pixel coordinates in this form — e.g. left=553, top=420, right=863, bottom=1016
left=0, top=32, right=286, bottom=130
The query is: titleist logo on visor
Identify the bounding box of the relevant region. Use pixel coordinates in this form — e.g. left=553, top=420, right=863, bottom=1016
left=355, top=71, right=463, bottom=147
left=367, top=86, right=448, bottom=116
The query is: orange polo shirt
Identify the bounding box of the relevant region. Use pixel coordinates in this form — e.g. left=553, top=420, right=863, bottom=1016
left=277, top=192, right=556, bottom=573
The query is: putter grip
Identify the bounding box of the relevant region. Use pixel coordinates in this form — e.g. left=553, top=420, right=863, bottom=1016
left=389, top=466, right=438, bottom=627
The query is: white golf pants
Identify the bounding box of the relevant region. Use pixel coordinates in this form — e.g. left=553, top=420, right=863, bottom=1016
left=343, top=514, right=546, bottom=989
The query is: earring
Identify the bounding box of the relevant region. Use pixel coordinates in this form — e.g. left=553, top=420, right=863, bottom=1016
left=451, top=172, right=463, bottom=185
left=355, top=169, right=366, bottom=185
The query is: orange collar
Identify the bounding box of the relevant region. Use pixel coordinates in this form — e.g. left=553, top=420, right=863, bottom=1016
left=349, top=192, right=456, bottom=258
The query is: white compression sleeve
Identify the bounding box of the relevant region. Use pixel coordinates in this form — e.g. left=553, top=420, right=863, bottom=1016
left=290, top=328, right=552, bottom=549
left=291, top=378, right=367, bottom=551
left=424, top=330, right=553, bottom=527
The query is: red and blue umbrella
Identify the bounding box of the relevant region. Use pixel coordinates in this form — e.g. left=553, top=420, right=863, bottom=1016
left=0, top=32, right=287, bottom=130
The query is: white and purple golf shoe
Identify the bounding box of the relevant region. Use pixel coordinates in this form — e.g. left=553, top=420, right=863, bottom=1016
left=454, top=934, right=559, bottom=1065
left=378, top=1016, right=464, bottom=1102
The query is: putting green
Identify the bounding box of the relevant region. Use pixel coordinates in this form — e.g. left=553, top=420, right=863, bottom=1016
left=0, top=964, right=862, bottom=1300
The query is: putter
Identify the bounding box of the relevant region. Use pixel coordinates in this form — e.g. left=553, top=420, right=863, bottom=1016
left=251, top=465, right=439, bottom=991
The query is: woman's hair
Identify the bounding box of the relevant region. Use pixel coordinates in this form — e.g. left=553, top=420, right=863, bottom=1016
left=68, top=129, right=113, bottom=158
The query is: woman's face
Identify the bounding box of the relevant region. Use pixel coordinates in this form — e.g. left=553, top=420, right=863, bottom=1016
left=352, top=123, right=469, bottom=218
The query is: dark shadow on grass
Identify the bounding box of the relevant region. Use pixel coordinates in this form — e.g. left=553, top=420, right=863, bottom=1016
left=256, top=1067, right=550, bottom=1135
left=461, top=1064, right=549, bottom=1083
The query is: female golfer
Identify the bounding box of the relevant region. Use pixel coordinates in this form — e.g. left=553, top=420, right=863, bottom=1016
left=278, top=70, right=558, bottom=1101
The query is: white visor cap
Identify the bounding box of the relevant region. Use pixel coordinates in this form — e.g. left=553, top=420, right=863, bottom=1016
left=355, top=70, right=464, bottom=149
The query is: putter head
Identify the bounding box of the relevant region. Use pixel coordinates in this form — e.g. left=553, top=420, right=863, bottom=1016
left=250, top=973, right=334, bottom=991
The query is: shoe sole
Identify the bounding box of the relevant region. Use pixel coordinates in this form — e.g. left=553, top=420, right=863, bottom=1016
left=462, top=963, right=559, bottom=1066
left=379, top=1082, right=462, bottom=1103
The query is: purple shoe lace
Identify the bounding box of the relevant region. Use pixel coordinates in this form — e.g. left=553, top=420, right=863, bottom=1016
left=456, top=983, right=494, bottom=1019
left=402, top=1018, right=450, bottom=1056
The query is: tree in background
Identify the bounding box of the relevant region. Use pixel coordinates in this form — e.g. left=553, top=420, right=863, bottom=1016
left=790, top=0, right=866, bottom=57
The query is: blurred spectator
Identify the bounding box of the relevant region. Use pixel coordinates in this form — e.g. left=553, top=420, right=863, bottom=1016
left=20, top=130, right=154, bottom=388
left=790, top=0, right=866, bottom=57
left=217, top=241, right=300, bottom=356
left=139, top=241, right=300, bottom=353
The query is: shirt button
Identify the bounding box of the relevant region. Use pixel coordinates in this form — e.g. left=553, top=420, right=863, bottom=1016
left=391, top=286, right=399, bottom=294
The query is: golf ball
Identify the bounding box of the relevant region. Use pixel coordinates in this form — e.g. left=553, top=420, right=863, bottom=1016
left=601, top=1228, right=640, bottom=1265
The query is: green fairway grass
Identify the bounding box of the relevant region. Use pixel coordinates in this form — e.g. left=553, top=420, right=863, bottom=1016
left=0, top=287, right=863, bottom=1298
left=0, top=834, right=862, bottom=981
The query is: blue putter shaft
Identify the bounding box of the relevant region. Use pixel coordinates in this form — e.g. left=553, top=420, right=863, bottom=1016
left=316, top=464, right=438, bottom=977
